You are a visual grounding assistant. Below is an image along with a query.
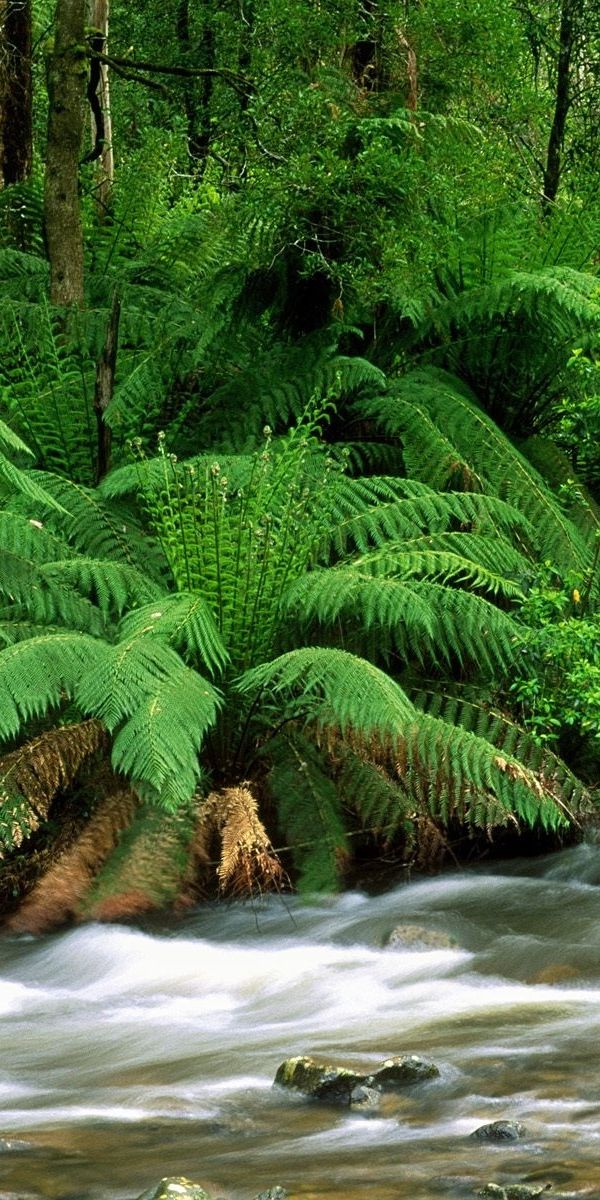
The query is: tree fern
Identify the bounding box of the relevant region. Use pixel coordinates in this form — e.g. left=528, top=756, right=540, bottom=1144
left=237, top=647, right=415, bottom=739
left=363, top=369, right=596, bottom=582
left=268, top=732, right=349, bottom=893
left=0, top=721, right=108, bottom=857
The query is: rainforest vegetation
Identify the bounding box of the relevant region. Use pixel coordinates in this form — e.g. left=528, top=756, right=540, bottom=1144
left=0, top=0, right=598, bottom=929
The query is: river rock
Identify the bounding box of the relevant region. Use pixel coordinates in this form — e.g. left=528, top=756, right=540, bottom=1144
left=471, top=1121, right=528, bottom=1142
left=274, top=1056, right=366, bottom=1104
left=478, top=1186, right=551, bottom=1199
left=137, top=1179, right=212, bottom=1200
left=274, top=1053, right=439, bottom=1105
left=253, top=1190, right=289, bottom=1200
left=385, top=924, right=456, bottom=950
left=371, top=1054, right=440, bottom=1087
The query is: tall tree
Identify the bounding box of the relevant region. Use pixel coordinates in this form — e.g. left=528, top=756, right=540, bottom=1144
left=542, top=0, right=582, bottom=207
left=85, top=0, right=114, bottom=212
left=0, top=0, right=33, bottom=186
left=43, top=0, right=86, bottom=305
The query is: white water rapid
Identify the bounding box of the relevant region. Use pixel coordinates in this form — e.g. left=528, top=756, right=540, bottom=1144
left=1, top=847, right=600, bottom=1200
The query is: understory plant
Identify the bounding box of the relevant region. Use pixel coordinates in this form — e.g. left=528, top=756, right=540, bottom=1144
left=0, top=397, right=590, bottom=927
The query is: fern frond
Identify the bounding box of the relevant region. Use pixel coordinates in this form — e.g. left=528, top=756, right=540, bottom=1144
left=75, top=634, right=221, bottom=731
left=0, top=633, right=105, bottom=742
left=118, top=593, right=229, bottom=675
left=320, top=473, right=531, bottom=558
left=28, top=472, right=162, bottom=571
left=237, top=647, right=414, bottom=737
left=110, top=664, right=221, bottom=809
left=0, top=550, right=104, bottom=635
left=0, top=721, right=108, bottom=856
left=390, top=713, right=572, bottom=832
left=355, top=531, right=529, bottom=598
left=41, top=559, right=163, bottom=620
left=332, top=743, right=414, bottom=842
left=268, top=732, right=349, bottom=892
left=375, top=370, right=593, bottom=574
left=411, top=687, right=589, bottom=815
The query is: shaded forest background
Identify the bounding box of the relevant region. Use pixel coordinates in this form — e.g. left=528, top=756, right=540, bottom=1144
left=0, top=0, right=599, bottom=929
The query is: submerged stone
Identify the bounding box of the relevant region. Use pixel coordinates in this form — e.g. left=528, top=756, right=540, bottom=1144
left=253, top=1190, right=289, bottom=1200
left=385, top=924, right=456, bottom=950
left=370, top=1054, right=440, bottom=1088
left=137, top=1179, right=212, bottom=1200
left=471, top=1121, right=528, bottom=1142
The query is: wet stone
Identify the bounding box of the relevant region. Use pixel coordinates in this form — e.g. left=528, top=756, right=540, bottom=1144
left=471, top=1121, right=529, bottom=1142
left=478, top=1187, right=551, bottom=1199
left=136, top=1179, right=212, bottom=1200
left=370, top=1054, right=440, bottom=1088
left=253, top=1190, right=289, bottom=1200
left=385, top=924, right=457, bottom=950
left=274, top=1056, right=365, bottom=1105
left=348, top=1084, right=382, bottom=1111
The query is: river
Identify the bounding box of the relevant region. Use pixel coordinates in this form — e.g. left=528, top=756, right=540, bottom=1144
left=1, top=846, right=600, bottom=1200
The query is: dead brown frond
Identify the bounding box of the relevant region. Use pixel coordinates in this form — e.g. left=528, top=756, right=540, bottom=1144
left=4, top=789, right=139, bottom=934
left=195, top=784, right=287, bottom=897
left=0, top=720, right=109, bottom=856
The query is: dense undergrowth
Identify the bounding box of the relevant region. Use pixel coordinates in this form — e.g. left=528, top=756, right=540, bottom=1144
left=0, top=0, right=598, bottom=928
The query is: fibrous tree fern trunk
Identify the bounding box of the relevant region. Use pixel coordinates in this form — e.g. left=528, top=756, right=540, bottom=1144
left=43, top=0, right=86, bottom=305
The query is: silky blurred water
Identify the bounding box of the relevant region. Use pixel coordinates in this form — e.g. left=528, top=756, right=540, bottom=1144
left=1, top=847, right=600, bottom=1200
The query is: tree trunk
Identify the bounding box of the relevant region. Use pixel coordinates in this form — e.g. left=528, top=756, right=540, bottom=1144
left=86, top=0, right=113, bottom=212
left=0, top=0, right=33, bottom=186
left=43, top=0, right=86, bottom=305
left=177, top=0, right=215, bottom=167
left=542, top=0, right=579, bottom=209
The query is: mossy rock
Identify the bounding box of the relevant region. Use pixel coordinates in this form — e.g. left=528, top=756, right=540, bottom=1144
left=274, top=1053, right=439, bottom=1105
left=370, top=1055, right=440, bottom=1088
left=274, top=1056, right=365, bottom=1104
left=137, top=1178, right=212, bottom=1200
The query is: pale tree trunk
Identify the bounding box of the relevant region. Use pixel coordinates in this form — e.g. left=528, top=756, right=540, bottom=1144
left=43, top=0, right=86, bottom=305
left=0, top=0, right=33, bottom=187
left=86, top=0, right=114, bottom=212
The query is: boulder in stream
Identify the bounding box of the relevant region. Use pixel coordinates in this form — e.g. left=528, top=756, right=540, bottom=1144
left=371, top=1054, right=440, bottom=1087
left=471, top=1121, right=528, bottom=1142
left=137, top=1179, right=212, bottom=1200
left=252, top=1190, right=289, bottom=1200
left=274, top=1052, right=439, bottom=1105
left=274, top=1056, right=366, bottom=1104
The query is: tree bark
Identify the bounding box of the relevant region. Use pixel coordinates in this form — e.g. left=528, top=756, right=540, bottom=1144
left=43, top=0, right=86, bottom=305
left=177, top=0, right=215, bottom=166
left=542, top=0, right=579, bottom=209
left=94, top=289, right=120, bottom=482
left=86, top=0, right=113, bottom=212
left=0, top=0, right=33, bottom=186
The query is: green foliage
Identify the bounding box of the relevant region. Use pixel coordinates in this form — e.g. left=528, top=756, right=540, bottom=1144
left=511, top=568, right=600, bottom=779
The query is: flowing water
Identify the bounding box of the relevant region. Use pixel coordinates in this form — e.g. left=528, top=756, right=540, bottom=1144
left=1, top=847, right=600, bottom=1200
